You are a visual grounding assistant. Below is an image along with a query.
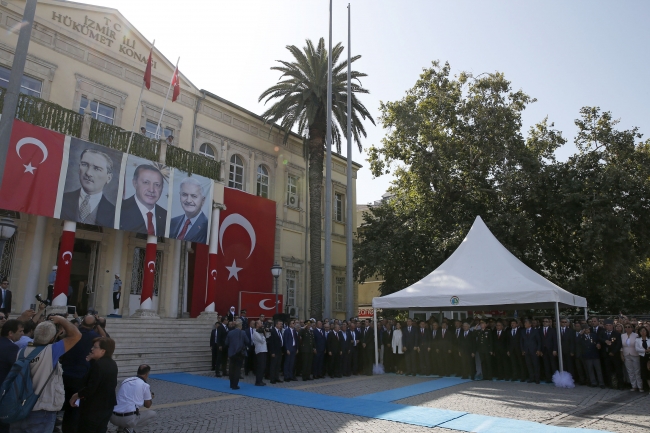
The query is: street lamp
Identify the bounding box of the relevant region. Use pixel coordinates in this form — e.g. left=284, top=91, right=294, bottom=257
left=0, top=217, right=17, bottom=261
left=270, top=262, right=282, bottom=314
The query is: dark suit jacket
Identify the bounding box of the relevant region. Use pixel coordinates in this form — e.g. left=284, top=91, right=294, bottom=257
left=417, top=328, right=430, bottom=349
left=216, top=324, right=228, bottom=347
left=283, top=328, right=298, bottom=353
left=77, top=357, right=118, bottom=415
left=210, top=328, right=217, bottom=347
left=402, top=326, right=419, bottom=350
left=458, top=330, right=475, bottom=355
left=540, top=327, right=558, bottom=352
left=313, top=327, right=327, bottom=353
left=493, top=330, right=508, bottom=355
left=506, top=327, right=522, bottom=354
left=60, top=189, right=116, bottom=227
left=437, top=328, right=453, bottom=353
left=268, top=328, right=284, bottom=354
left=169, top=212, right=208, bottom=243
left=119, top=195, right=167, bottom=236
left=327, top=331, right=342, bottom=354
left=225, top=328, right=250, bottom=358
left=0, top=289, right=11, bottom=314
left=520, top=327, right=542, bottom=354
left=603, top=330, right=622, bottom=355
left=559, top=327, right=576, bottom=355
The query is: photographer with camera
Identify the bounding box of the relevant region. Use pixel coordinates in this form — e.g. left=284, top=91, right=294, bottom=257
left=59, top=315, right=102, bottom=432
left=110, top=365, right=157, bottom=433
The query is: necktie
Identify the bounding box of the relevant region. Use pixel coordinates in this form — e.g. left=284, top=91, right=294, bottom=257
left=421, top=329, right=424, bottom=335
left=512, top=330, right=515, bottom=337
left=544, top=328, right=547, bottom=336
left=464, top=331, right=468, bottom=337
left=498, top=331, right=501, bottom=337
left=527, top=329, right=530, bottom=335
left=562, top=328, right=565, bottom=335
left=147, top=211, right=155, bottom=235
left=442, top=330, right=445, bottom=337
left=177, top=219, right=192, bottom=240
left=79, top=194, right=91, bottom=221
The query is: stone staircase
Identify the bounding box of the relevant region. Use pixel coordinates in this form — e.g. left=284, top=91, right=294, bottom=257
left=105, top=317, right=215, bottom=380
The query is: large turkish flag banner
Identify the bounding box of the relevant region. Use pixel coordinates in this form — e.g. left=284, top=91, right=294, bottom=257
left=0, top=120, right=66, bottom=217
left=214, top=187, right=276, bottom=315
left=239, top=292, right=283, bottom=319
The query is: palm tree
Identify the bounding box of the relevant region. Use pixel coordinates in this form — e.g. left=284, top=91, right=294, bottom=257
left=259, top=38, right=374, bottom=319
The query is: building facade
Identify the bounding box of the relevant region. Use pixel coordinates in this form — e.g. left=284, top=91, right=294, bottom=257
left=0, top=0, right=359, bottom=319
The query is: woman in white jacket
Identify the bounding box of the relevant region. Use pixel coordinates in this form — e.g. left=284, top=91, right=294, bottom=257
left=252, top=321, right=268, bottom=386
left=622, top=324, right=641, bottom=391
left=392, top=322, right=404, bottom=374
left=635, top=326, right=650, bottom=392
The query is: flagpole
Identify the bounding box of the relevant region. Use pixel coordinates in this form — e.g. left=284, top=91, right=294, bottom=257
left=155, top=56, right=179, bottom=140
left=127, top=40, right=155, bottom=154
left=323, top=0, right=333, bottom=320
left=345, top=3, right=354, bottom=321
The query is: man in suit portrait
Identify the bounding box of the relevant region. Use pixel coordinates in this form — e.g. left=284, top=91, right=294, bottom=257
left=0, top=278, right=11, bottom=315
left=60, top=149, right=116, bottom=226
left=120, top=164, right=167, bottom=236
left=169, top=177, right=208, bottom=243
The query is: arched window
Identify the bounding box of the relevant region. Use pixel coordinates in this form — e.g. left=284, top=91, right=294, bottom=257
left=199, top=143, right=215, bottom=159
left=256, top=165, right=269, bottom=198
left=228, top=154, right=244, bottom=190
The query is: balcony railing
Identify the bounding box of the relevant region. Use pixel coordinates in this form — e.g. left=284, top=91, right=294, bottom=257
left=0, top=90, right=220, bottom=181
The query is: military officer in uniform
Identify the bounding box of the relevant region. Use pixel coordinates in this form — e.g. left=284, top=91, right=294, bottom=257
left=476, top=319, right=494, bottom=380
left=299, top=319, right=315, bottom=380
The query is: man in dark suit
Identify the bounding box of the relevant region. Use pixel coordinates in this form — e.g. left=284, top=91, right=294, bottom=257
left=283, top=322, right=299, bottom=381
left=340, top=322, right=352, bottom=376
left=506, top=319, right=525, bottom=381
left=602, top=319, right=623, bottom=389
left=268, top=320, right=284, bottom=383
left=559, top=317, right=576, bottom=377
left=169, top=177, right=209, bottom=243
left=60, top=148, right=116, bottom=227
left=0, top=279, right=11, bottom=315
left=214, top=317, right=229, bottom=377
left=209, top=321, right=219, bottom=371
left=437, top=321, right=453, bottom=376
left=417, top=320, right=430, bottom=375
left=429, top=321, right=440, bottom=376
left=493, top=320, right=508, bottom=380
left=452, top=319, right=463, bottom=376
left=299, top=320, right=315, bottom=381
left=458, top=322, right=476, bottom=379
left=349, top=322, right=360, bottom=375
left=313, top=321, right=326, bottom=378
left=540, top=317, right=558, bottom=383
left=520, top=318, right=542, bottom=383
left=327, top=323, right=343, bottom=378
left=362, top=322, right=375, bottom=375
left=119, top=164, right=167, bottom=236
left=402, top=318, right=419, bottom=376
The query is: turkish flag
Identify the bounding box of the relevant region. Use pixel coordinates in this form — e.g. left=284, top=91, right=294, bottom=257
left=214, top=188, right=276, bottom=315
left=0, top=120, right=65, bottom=217
left=239, top=292, right=283, bottom=319
left=171, top=66, right=180, bottom=102
left=144, top=47, right=153, bottom=90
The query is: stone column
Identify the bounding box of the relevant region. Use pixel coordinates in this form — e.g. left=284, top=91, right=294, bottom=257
left=199, top=202, right=225, bottom=320
left=168, top=239, right=181, bottom=318
left=50, top=220, right=76, bottom=314
left=22, top=215, right=46, bottom=310
left=133, top=235, right=159, bottom=318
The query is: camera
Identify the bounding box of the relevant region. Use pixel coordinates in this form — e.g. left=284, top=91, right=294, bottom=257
left=35, top=293, right=51, bottom=306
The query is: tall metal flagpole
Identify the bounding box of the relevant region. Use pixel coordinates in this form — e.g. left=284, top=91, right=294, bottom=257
left=155, top=56, right=179, bottom=140
left=323, top=0, right=333, bottom=320
left=0, top=0, right=38, bottom=190
left=127, top=39, right=155, bottom=154
left=345, top=3, right=354, bottom=321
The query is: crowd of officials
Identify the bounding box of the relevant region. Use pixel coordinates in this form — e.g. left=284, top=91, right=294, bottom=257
left=0, top=304, right=156, bottom=433
left=212, top=310, right=650, bottom=393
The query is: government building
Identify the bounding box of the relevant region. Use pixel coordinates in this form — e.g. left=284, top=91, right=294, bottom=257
left=0, top=0, right=359, bottom=321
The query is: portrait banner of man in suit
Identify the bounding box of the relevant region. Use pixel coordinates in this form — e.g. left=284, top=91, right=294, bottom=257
left=59, top=138, right=123, bottom=228
left=118, top=155, right=171, bottom=237
left=168, top=171, right=213, bottom=244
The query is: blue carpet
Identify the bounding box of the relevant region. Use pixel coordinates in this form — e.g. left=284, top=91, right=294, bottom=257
left=151, top=373, right=612, bottom=433
left=359, top=377, right=472, bottom=402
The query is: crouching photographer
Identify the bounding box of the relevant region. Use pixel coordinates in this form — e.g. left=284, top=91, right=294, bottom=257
left=110, top=365, right=157, bottom=433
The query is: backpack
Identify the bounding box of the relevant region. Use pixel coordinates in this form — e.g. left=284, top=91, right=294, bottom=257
left=0, top=345, right=57, bottom=424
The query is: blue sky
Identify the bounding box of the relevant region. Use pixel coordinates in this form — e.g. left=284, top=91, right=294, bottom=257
left=84, top=0, right=650, bottom=204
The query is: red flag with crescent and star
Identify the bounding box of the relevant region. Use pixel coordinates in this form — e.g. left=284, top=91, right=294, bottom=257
left=0, top=119, right=65, bottom=217
left=214, top=187, right=276, bottom=315
left=144, top=46, right=153, bottom=90
left=171, top=66, right=180, bottom=102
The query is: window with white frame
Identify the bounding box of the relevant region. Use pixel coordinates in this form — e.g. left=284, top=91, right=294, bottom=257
left=228, top=154, right=244, bottom=190
left=144, top=119, right=173, bottom=140
left=335, top=276, right=344, bottom=310
left=79, top=95, right=115, bottom=125
left=199, top=143, right=215, bottom=159
left=256, top=165, right=269, bottom=198
left=286, top=270, right=297, bottom=307
left=334, top=192, right=344, bottom=222
left=0, top=65, right=42, bottom=97
left=287, top=175, right=299, bottom=207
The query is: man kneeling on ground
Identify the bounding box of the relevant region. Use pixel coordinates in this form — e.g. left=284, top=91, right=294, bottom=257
left=110, top=365, right=157, bottom=432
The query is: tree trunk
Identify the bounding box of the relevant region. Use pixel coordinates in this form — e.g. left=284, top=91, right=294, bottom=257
left=308, top=127, right=325, bottom=320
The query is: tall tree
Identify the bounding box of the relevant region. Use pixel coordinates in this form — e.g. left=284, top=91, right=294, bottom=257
left=259, top=38, right=374, bottom=319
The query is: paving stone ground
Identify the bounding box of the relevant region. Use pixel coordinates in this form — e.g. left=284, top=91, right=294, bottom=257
left=106, top=372, right=649, bottom=433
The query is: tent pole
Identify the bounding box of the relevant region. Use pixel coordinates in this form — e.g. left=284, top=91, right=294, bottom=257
left=584, top=304, right=588, bottom=321
left=373, top=307, right=379, bottom=369
left=555, top=302, right=563, bottom=373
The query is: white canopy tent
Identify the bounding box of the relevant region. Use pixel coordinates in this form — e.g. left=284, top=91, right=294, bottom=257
left=370, top=216, right=587, bottom=373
